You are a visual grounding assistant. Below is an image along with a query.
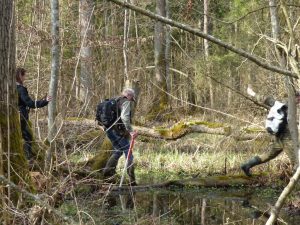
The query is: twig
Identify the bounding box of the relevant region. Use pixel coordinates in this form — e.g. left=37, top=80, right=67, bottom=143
left=0, top=175, right=75, bottom=224
left=106, top=0, right=297, bottom=78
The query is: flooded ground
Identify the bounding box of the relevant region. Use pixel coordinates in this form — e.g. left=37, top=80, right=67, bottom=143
left=60, top=187, right=300, bottom=225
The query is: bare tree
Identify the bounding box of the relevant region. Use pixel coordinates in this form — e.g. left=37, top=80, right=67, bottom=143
left=203, top=0, right=214, bottom=108
left=0, top=0, right=30, bottom=219
left=46, top=0, right=61, bottom=169
left=152, top=0, right=169, bottom=113
left=79, top=0, right=94, bottom=111
left=123, top=0, right=130, bottom=80
left=106, top=0, right=296, bottom=78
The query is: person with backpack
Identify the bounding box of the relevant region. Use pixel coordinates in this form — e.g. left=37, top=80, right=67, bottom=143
left=16, top=68, right=52, bottom=160
left=97, top=88, right=138, bottom=185
left=240, top=86, right=300, bottom=176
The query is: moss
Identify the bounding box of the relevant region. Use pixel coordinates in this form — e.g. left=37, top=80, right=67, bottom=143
left=0, top=110, right=35, bottom=201
left=77, top=129, right=101, bottom=143
left=90, top=137, right=113, bottom=171
left=217, top=176, right=230, bottom=180
left=192, top=121, right=225, bottom=128
left=65, top=117, right=86, bottom=121
left=155, top=122, right=189, bottom=138
left=155, top=121, right=230, bottom=139
left=242, top=127, right=265, bottom=133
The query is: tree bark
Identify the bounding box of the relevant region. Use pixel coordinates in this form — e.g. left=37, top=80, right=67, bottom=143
left=151, top=0, right=169, bottom=114
left=106, top=0, right=297, bottom=78
left=203, top=0, right=214, bottom=108
left=79, top=0, right=94, bottom=109
left=123, top=0, right=130, bottom=80
left=46, top=0, right=61, bottom=170
left=0, top=0, right=31, bottom=213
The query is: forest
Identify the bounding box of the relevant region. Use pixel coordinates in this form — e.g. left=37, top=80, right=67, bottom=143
left=1, top=0, right=300, bottom=224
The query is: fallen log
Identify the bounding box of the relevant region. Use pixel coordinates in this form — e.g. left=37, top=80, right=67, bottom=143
left=38, top=118, right=267, bottom=141
left=37, top=118, right=268, bottom=173
left=104, top=174, right=261, bottom=193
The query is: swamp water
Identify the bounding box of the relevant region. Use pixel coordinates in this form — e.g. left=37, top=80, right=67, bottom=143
left=61, top=187, right=300, bottom=225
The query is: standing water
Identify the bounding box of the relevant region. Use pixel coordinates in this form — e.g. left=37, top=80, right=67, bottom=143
left=61, top=187, right=300, bottom=224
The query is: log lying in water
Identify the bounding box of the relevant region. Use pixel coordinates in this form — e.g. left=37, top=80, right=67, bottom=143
left=104, top=174, right=260, bottom=193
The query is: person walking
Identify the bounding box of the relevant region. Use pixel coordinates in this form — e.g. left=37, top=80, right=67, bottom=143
left=16, top=68, right=52, bottom=160
left=102, top=88, right=138, bottom=185
left=241, top=86, right=299, bottom=176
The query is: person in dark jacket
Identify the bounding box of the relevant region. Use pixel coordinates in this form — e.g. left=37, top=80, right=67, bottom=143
left=103, top=88, right=138, bottom=185
left=16, top=68, right=52, bottom=160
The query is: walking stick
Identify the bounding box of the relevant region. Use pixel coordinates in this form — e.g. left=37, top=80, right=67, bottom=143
left=119, top=135, right=136, bottom=187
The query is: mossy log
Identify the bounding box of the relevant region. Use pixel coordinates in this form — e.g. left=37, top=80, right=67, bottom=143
left=39, top=118, right=268, bottom=174
left=107, top=174, right=261, bottom=192
left=54, top=119, right=267, bottom=141
left=89, top=136, right=113, bottom=171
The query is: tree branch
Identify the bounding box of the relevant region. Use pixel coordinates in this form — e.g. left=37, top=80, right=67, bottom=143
left=106, top=0, right=298, bottom=78
left=266, top=166, right=300, bottom=225
left=0, top=175, right=74, bottom=224
left=207, top=75, right=269, bottom=110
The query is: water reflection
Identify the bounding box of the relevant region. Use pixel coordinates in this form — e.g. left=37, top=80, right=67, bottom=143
left=71, top=188, right=300, bottom=225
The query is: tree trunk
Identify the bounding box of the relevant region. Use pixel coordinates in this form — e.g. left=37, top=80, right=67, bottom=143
left=0, top=124, right=4, bottom=222
left=79, top=0, right=94, bottom=111
left=46, top=0, right=61, bottom=170
left=165, top=0, right=171, bottom=102
left=0, top=0, right=31, bottom=211
left=269, top=0, right=298, bottom=166
left=151, top=0, right=169, bottom=114
left=266, top=1, right=300, bottom=224
left=203, top=0, right=214, bottom=109
left=123, top=0, right=130, bottom=80
left=269, top=0, right=280, bottom=40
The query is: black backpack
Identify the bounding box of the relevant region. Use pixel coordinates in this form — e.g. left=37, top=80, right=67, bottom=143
left=96, top=98, right=121, bottom=128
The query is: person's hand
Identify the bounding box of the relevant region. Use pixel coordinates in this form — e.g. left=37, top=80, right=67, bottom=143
left=247, top=85, right=256, bottom=97
left=130, top=130, right=138, bottom=139
left=46, top=96, right=52, bottom=102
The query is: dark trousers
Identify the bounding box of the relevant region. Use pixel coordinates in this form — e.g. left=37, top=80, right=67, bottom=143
left=106, top=128, right=133, bottom=164
left=20, top=119, right=34, bottom=160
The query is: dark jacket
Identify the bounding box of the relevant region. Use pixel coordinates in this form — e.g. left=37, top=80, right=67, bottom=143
left=17, top=84, right=48, bottom=120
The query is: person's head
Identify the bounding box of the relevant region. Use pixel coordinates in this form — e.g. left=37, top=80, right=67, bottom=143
left=16, top=67, right=26, bottom=85
left=264, top=96, right=276, bottom=107
left=122, top=88, right=136, bottom=101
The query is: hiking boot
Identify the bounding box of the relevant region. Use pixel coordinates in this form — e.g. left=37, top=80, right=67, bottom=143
left=241, top=156, right=262, bottom=177
left=103, top=155, right=119, bottom=180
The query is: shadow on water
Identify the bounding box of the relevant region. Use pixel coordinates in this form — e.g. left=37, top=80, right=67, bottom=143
left=61, top=187, right=300, bottom=225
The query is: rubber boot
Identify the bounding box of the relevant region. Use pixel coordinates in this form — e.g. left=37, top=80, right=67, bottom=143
left=103, top=155, right=119, bottom=180
left=241, top=156, right=262, bottom=177
left=127, top=163, right=137, bottom=186
left=24, top=142, right=34, bottom=160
